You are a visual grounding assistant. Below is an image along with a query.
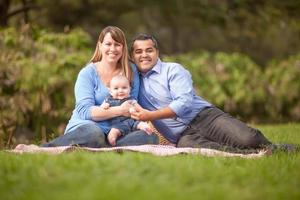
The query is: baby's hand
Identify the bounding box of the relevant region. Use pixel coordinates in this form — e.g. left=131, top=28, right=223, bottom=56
left=100, top=102, right=110, bottom=110
left=107, top=128, right=121, bottom=146
left=137, top=122, right=153, bottom=135
left=129, top=107, right=136, bottom=113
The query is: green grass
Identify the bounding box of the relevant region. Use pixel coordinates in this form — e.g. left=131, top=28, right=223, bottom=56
left=1, top=123, right=300, bottom=200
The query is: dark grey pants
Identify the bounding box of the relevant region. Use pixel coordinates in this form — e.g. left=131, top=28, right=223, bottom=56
left=177, top=107, right=272, bottom=153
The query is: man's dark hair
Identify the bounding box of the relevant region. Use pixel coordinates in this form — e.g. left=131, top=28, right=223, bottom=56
left=130, top=33, right=159, bottom=55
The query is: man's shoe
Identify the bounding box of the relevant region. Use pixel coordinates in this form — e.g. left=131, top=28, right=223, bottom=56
left=270, top=143, right=299, bottom=153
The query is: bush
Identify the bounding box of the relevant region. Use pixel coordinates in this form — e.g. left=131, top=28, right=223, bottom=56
left=1, top=25, right=299, bottom=147
left=0, top=25, right=92, bottom=148
left=164, top=51, right=300, bottom=123
left=264, top=54, right=300, bottom=122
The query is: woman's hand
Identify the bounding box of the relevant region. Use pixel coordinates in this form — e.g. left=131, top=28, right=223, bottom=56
left=100, top=101, right=110, bottom=110
left=119, top=100, right=133, bottom=117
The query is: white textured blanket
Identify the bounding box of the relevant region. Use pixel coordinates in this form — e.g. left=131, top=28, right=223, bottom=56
left=7, top=144, right=269, bottom=158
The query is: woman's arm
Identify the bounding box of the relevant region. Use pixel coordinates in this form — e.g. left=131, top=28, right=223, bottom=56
left=90, top=101, right=132, bottom=121
left=92, top=63, right=141, bottom=121
left=75, top=65, right=130, bottom=121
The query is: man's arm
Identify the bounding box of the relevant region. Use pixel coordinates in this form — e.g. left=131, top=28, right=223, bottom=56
left=130, top=104, right=176, bottom=121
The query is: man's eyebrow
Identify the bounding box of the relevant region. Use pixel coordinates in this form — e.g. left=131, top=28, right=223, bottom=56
left=135, top=47, right=153, bottom=51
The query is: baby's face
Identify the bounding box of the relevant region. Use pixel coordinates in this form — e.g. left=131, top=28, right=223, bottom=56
left=109, top=77, right=131, bottom=100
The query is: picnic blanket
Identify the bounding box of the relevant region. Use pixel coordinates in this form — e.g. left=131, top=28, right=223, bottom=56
left=8, top=144, right=270, bottom=158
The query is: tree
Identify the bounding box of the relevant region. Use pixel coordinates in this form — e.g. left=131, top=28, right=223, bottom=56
left=0, top=0, right=38, bottom=27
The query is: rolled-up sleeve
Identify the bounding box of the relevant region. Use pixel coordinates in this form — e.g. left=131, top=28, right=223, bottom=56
left=74, top=67, right=95, bottom=120
left=168, top=64, right=194, bottom=117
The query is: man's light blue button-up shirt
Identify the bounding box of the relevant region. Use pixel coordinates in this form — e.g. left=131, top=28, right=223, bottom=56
left=138, top=59, right=212, bottom=143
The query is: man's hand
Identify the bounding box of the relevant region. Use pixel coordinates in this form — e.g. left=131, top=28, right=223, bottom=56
left=130, top=104, right=153, bottom=121
left=130, top=104, right=177, bottom=121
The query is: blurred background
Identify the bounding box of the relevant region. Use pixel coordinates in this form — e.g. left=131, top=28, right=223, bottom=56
left=1, top=0, right=300, bottom=147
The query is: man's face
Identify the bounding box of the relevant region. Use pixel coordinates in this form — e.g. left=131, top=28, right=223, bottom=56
left=131, top=39, right=159, bottom=73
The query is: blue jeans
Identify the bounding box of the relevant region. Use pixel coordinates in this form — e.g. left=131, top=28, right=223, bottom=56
left=41, top=124, right=158, bottom=148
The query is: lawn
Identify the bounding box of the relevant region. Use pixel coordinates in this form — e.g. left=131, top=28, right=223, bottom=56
left=0, top=123, right=299, bottom=200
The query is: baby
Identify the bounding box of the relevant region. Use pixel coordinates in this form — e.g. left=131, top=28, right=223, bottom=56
left=101, top=75, right=153, bottom=146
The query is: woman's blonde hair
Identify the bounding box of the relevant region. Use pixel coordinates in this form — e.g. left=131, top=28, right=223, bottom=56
left=90, top=26, right=132, bottom=82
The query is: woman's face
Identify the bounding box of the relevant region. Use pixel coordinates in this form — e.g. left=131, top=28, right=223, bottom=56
left=100, top=33, right=123, bottom=64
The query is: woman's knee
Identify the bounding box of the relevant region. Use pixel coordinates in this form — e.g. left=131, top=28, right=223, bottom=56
left=149, top=134, right=159, bottom=144
left=76, top=124, right=107, bottom=148
left=117, top=131, right=159, bottom=146
left=88, top=128, right=106, bottom=148
left=138, top=131, right=159, bottom=144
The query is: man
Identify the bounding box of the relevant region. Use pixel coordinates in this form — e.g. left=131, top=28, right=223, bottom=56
left=129, top=33, right=295, bottom=153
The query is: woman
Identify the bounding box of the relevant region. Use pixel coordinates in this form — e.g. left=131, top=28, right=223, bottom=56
left=42, top=26, right=158, bottom=148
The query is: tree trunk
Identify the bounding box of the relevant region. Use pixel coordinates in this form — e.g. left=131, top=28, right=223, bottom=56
left=22, top=0, right=29, bottom=23
left=0, top=0, right=11, bottom=27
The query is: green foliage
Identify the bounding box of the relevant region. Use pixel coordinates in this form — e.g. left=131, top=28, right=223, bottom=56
left=1, top=25, right=299, bottom=148
left=0, top=124, right=300, bottom=200
left=3, top=0, right=300, bottom=65
left=0, top=25, right=92, bottom=148
left=264, top=54, right=300, bottom=121
left=164, top=51, right=300, bottom=122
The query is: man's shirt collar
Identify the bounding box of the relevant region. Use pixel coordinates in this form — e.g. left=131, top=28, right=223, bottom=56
left=141, top=58, right=162, bottom=77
